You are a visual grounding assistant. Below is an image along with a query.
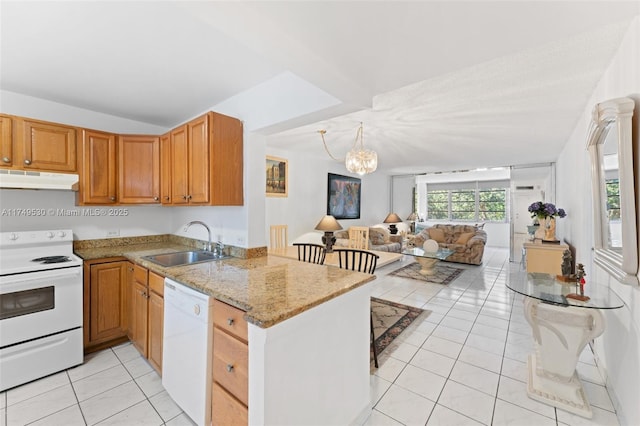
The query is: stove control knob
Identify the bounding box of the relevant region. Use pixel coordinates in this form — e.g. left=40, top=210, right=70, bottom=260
left=9, top=233, right=18, bottom=241
left=57, top=231, right=66, bottom=238
left=46, top=232, right=55, bottom=239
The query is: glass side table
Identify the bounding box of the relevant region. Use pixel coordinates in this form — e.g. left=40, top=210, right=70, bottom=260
left=506, top=273, right=624, bottom=418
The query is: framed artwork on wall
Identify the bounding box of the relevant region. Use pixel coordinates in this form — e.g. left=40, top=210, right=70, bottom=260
left=266, top=156, right=288, bottom=197
left=327, top=173, right=361, bottom=219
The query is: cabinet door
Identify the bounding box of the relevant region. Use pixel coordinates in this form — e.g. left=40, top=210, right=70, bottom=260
left=130, top=265, right=149, bottom=356
left=170, top=124, right=189, bottom=205
left=210, top=113, right=243, bottom=205
left=19, top=118, right=77, bottom=172
left=118, top=135, right=160, bottom=204
left=160, top=132, right=172, bottom=204
left=148, top=289, right=164, bottom=373
left=0, top=115, right=13, bottom=168
left=80, top=129, right=118, bottom=204
left=187, top=114, right=210, bottom=204
left=88, top=261, right=127, bottom=345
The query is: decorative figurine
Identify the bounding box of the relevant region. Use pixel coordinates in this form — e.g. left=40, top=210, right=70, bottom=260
left=561, top=250, right=572, bottom=276
left=567, top=263, right=590, bottom=301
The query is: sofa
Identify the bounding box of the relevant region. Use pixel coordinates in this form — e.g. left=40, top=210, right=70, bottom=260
left=409, top=224, right=487, bottom=265
left=334, top=226, right=402, bottom=253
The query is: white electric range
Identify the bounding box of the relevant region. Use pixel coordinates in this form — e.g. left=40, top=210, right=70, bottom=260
left=0, top=229, right=84, bottom=391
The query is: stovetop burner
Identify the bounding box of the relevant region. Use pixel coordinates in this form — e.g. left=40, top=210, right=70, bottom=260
left=31, top=256, right=72, bottom=264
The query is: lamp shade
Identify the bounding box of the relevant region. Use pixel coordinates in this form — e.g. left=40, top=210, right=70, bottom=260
left=383, top=213, right=402, bottom=224
left=406, top=212, right=418, bottom=221
left=314, top=215, right=343, bottom=231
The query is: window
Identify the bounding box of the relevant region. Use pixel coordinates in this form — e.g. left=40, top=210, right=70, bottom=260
left=451, top=189, right=475, bottom=220
left=605, top=178, right=620, bottom=220
left=478, top=188, right=507, bottom=221
left=424, top=181, right=508, bottom=222
left=426, top=190, right=448, bottom=220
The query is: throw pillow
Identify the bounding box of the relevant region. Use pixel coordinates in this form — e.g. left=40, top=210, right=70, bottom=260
left=369, top=227, right=387, bottom=245
left=456, top=232, right=475, bottom=244
left=429, top=228, right=446, bottom=243
left=334, top=230, right=349, bottom=239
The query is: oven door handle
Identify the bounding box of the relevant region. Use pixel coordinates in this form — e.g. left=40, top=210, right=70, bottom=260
left=0, top=269, right=81, bottom=285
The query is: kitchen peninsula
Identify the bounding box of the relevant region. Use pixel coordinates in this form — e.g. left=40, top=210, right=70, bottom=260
left=75, top=236, right=375, bottom=425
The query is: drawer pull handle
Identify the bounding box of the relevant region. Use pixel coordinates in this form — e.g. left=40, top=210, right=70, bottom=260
left=227, top=318, right=234, bottom=326
left=2, top=156, right=10, bottom=163
left=226, top=364, right=234, bottom=373
left=24, top=159, right=32, bottom=165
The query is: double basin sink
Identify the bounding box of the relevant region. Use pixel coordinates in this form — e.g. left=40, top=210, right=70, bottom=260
left=142, top=250, right=229, bottom=267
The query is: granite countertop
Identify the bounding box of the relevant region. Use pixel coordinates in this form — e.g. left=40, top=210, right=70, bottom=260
left=75, top=241, right=375, bottom=328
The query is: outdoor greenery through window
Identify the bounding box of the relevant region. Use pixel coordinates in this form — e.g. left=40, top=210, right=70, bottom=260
left=425, top=184, right=507, bottom=222
left=606, top=178, right=620, bottom=220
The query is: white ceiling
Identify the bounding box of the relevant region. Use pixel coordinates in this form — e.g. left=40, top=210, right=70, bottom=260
left=2, top=1, right=638, bottom=175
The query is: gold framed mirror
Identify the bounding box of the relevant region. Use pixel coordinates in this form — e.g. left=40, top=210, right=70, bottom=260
left=587, top=97, right=637, bottom=285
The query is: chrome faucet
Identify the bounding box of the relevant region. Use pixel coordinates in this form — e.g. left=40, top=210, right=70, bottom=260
left=184, top=221, right=212, bottom=252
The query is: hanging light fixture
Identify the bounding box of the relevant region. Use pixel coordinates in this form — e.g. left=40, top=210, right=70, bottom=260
left=318, top=122, right=378, bottom=175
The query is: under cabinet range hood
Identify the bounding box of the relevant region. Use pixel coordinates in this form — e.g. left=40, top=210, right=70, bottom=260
left=0, top=170, right=79, bottom=191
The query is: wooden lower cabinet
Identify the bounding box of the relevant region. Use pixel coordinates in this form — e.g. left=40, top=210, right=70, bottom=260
left=212, top=382, right=248, bottom=426
left=147, top=271, right=164, bottom=373
left=83, top=258, right=129, bottom=353
left=130, top=263, right=148, bottom=356
left=127, top=262, right=164, bottom=373
left=212, top=299, right=248, bottom=425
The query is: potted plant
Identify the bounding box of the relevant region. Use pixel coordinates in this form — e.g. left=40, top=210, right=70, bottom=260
left=528, top=201, right=566, bottom=242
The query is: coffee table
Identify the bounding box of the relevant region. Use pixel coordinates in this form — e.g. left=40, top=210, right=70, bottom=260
left=401, top=247, right=454, bottom=275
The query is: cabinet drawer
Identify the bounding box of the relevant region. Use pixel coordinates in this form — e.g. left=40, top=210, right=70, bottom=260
left=212, top=328, right=248, bottom=405
left=148, top=271, right=164, bottom=296
left=133, top=264, right=148, bottom=285
left=211, top=382, right=247, bottom=426
left=213, top=299, right=247, bottom=341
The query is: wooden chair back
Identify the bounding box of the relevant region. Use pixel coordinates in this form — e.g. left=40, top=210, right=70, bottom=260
left=348, top=226, right=369, bottom=250
left=333, top=248, right=379, bottom=274
left=269, top=225, right=288, bottom=249
left=292, top=243, right=326, bottom=265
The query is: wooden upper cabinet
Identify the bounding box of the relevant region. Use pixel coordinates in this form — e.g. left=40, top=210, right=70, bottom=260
left=165, top=112, right=243, bottom=206
left=187, top=114, right=210, bottom=205
left=118, top=135, right=160, bottom=204
left=0, top=115, right=13, bottom=168
left=79, top=129, right=118, bottom=205
left=170, top=124, right=189, bottom=205
left=17, top=118, right=77, bottom=172
left=160, top=132, right=172, bottom=205
left=210, top=112, right=243, bottom=206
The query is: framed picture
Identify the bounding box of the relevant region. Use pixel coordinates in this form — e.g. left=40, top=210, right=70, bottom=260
left=327, top=173, right=361, bottom=219
left=266, top=156, right=288, bottom=197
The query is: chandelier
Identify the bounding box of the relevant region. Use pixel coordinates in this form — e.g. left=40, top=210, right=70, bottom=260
left=318, top=123, right=378, bottom=175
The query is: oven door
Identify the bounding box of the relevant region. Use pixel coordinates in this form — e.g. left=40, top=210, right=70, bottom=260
left=0, top=267, right=82, bottom=347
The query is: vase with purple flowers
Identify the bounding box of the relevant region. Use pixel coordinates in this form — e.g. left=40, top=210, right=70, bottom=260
left=527, top=201, right=566, bottom=242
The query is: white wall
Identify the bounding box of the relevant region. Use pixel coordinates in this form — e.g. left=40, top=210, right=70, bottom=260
left=264, top=147, right=391, bottom=243
left=555, top=16, right=640, bottom=425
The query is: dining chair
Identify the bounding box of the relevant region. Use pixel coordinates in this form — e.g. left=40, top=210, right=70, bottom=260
left=292, top=243, right=326, bottom=265
left=333, top=248, right=380, bottom=367
left=348, top=226, right=369, bottom=250
left=269, top=224, right=288, bottom=249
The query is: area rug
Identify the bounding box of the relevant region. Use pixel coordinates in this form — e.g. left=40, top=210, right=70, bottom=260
left=389, top=262, right=464, bottom=285
left=371, top=297, right=430, bottom=363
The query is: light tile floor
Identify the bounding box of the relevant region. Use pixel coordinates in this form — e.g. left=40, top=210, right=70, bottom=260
left=365, top=247, right=619, bottom=426
left=0, top=248, right=619, bottom=425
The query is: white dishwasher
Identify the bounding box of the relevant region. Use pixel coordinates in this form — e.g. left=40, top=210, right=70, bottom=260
left=162, top=278, right=214, bottom=426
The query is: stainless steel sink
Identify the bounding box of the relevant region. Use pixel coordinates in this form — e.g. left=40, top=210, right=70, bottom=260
left=141, top=250, right=227, bottom=267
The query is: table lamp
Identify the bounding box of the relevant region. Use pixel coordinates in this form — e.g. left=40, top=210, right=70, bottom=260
left=383, top=213, right=403, bottom=235
left=315, top=215, right=343, bottom=252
